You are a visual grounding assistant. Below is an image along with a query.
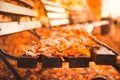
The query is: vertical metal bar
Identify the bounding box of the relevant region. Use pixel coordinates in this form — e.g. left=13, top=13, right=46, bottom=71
left=27, top=29, right=41, bottom=39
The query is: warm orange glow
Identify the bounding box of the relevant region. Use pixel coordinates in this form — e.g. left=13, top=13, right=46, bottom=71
left=50, top=19, right=69, bottom=26
left=87, top=0, right=101, bottom=20
left=45, top=5, right=65, bottom=12
left=93, top=20, right=109, bottom=27
left=0, top=21, right=41, bottom=36
left=102, top=0, right=120, bottom=18
left=47, top=12, right=67, bottom=19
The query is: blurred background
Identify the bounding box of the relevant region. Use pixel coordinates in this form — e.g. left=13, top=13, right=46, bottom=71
left=0, top=0, right=120, bottom=80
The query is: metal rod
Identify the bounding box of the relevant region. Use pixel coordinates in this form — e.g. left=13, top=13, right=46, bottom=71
left=90, top=36, right=119, bottom=55
left=27, top=29, right=41, bottom=39
left=0, top=49, right=21, bottom=80
left=0, top=49, right=18, bottom=60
